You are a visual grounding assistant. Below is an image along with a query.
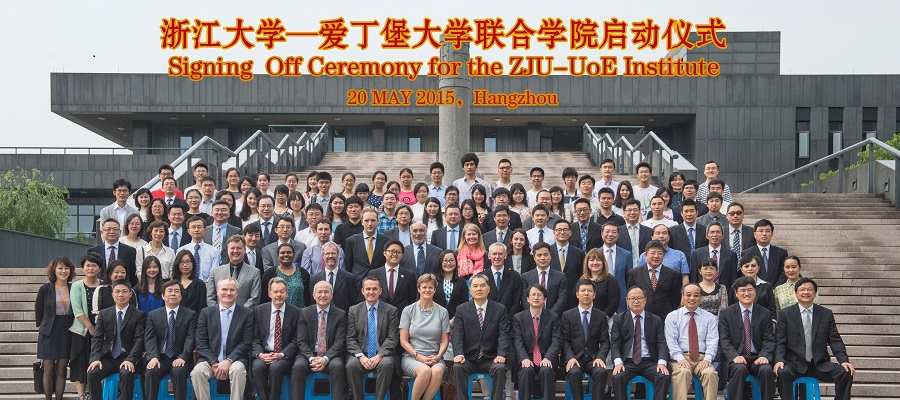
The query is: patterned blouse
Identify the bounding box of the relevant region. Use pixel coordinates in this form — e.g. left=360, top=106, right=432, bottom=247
left=277, top=268, right=306, bottom=308
left=774, top=280, right=819, bottom=317
left=698, top=283, right=729, bottom=316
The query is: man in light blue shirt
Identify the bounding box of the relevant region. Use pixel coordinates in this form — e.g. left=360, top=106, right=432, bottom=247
left=665, top=284, right=719, bottom=400
left=179, top=216, right=220, bottom=282
left=302, top=220, right=345, bottom=276
left=428, top=162, right=448, bottom=206
left=639, top=224, right=690, bottom=285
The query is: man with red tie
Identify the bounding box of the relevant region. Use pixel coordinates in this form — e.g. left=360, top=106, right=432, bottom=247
left=611, top=286, right=669, bottom=400
left=250, top=278, right=301, bottom=400
left=664, top=284, right=719, bottom=400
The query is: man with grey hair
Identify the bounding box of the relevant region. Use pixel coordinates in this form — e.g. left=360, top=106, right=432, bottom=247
left=292, top=280, right=349, bottom=400
left=310, top=241, right=359, bottom=311
left=400, top=222, right=441, bottom=275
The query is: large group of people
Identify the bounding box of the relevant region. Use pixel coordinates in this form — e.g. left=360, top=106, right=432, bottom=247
left=34, top=155, right=854, bottom=400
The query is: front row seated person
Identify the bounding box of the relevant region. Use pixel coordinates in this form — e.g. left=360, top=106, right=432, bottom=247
left=143, top=280, right=198, bottom=400
left=562, top=279, right=610, bottom=400
left=292, top=281, right=348, bottom=400
left=251, top=277, right=301, bottom=400
left=664, top=284, right=719, bottom=400
left=87, top=280, right=145, bottom=400
left=611, top=286, right=669, bottom=400
left=345, top=276, right=399, bottom=400
left=513, top=284, right=562, bottom=400
left=453, top=273, right=511, bottom=400
left=718, top=276, right=776, bottom=400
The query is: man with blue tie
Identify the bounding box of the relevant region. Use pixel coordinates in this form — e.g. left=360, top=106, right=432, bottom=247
left=562, top=280, right=610, bottom=400
left=177, top=216, right=219, bottom=283
left=600, top=222, right=633, bottom=314
left=430, top=204, right=462, bottom=251
left=611, top=286, right=669, bottom=400
left=143, top=280, right=197, bottom=400
left=87, top=280, right=145, bottom=400
left=400, top=222, right=442, bottom=275
left=345, top=276, right=399, bottom=400
left=668, top=200, right=708, bottom=260
left=718, top=277, right=776, bottom=400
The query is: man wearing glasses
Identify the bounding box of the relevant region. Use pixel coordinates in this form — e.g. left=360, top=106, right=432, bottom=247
left=724, top=203, right=756, bottom=254
left=89, top=219, right=138, bottom=286
left=367, top=240, right=417, bottom=312
left=151, top=164, right=184, bottom=199
left=611, top=286, right=670, bottom=400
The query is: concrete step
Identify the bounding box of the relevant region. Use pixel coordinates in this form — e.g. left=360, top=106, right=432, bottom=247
left=842, top=335, right=900, bottom=347
left=817, top=296, right=900, bottom=306
left=850, top=357, right=900, bottom=370
left=845, top=346, right=900, bottom=357
left=835, top=314, right=900, bottom=325
left=0, top=312, right=36, bottom=322
left=0, top=322, right=40, bottom=332
left=0, top=332, right=37, bottom=343
left=814, top=279, right=900, bottom=289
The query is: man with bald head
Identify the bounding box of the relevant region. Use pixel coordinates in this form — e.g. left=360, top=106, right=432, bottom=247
left=292, top=281, right=348, bottom=400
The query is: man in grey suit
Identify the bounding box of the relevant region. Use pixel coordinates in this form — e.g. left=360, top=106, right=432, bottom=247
left=204, top=200, right=243, bottom=263
left=521, top=242, right=568, bottom=315
left=292, top=281, right=349, bottom=400
left=696, top=192, right=727, bottom=227
left=482, top=205, right=513, bottom=248
left=601, top=221, right=633, bottom=314
left=261, top=217, right=306, bottom=271
left=98, top=178, right=139, bottom=237
left=400, top=222, right=441, bottom=275
left=191, top=277, right=255, bottom=400
left=206, top=235, right=261, bottom=308
left=345, top=276, right=399, bottom=400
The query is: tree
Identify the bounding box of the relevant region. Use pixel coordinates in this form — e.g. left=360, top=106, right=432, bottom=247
left=0, top=167, right=70, bottom=238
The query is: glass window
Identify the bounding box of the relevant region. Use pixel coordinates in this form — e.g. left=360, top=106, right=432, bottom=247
left=409, top=137, right=421, bottom=152
left=484, top=137, right=496, bottom=152
left=797, top=131, right=809, bottom=158
left=180, top=136, right=193, bottom=152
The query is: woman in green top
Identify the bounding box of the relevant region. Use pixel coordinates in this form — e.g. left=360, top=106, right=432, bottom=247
left=69, top=253, right=103, bottom=400
left=773, top=256, right=819, bottom=316
left=260, top=243, right=311, bottom=308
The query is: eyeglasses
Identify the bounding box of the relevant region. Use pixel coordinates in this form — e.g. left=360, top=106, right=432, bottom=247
left=102, top=228, right=121, bottom=232
left=385, top=250, right=402, bottom=255
left=554, top=228, right=571, bottom=232
left=626, top=296, right=645, bottom=302
left=727, top=211, right=744, bottom=216
left=736, top=288, right=755, bottom=294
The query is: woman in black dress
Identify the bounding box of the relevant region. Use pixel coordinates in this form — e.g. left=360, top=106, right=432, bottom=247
left=69, top=253, right=103, bottom=400
left=172, top=250, right=206, bottom=313
left=35, top=257, right=76, bottom=400
left=434, top=250, right=469, bottom=322
left=730, top=254, right=777, bottom=317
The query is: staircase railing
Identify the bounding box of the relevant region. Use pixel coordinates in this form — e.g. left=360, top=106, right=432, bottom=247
left=583, top=125, right=695, bottom=184
left=140, top=136, right=236, bottom=190
left=741, top=137, right=900, bottom=208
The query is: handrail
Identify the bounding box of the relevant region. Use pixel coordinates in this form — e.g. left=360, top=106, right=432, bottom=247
left=141, top=136, right=236, bottom=190
left=741, top=138, right=900, bottom=207
left=0, top=147, right=181, bottom=155
left=583, top=125, right=691, bottom=185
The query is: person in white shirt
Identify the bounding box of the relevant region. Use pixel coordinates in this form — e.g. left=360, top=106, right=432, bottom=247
left=593, top=158, right=619, bottom=198
left=177, top=216, right=219, bottom=282
left=294, top=204, right=324, bottom=248
left=664, top=284, right=719, bottom=400
left=632, top=162, right=659, bottom=216
left=526, top=167, right=545, bottom=206
left=641, top=196, right=678, bottom=229
left=526, top=205, right=554, bottom=249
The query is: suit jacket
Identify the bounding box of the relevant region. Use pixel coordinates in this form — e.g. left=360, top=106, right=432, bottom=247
left=616, top=225, right=652, bottom=256
left=435, top=275, right=470, bottom=319
left=367, top=266, right=418, bottom=312
left=486, top=267, right=524, bottom=318
left=561, top=306, right=610, bottom=361
left=775, top=304, right=849, bottom=374
left=206, top=262, right=261, bottom=308
left=310, top=268, right=360, bottom=311
left=601, top=245, right=633, bottom=314
left=723, top=224, right=756, bottom=254
left=297, top=304, right=348, bottom=361
left=346, top=301, right=400, bottom=357
left=742, top=245, right=789, bottom=286
left=430, top=225, right=463, bottom=251
left=244, top=248, right=265, bottom=275
left=504, top=253, right=536, bottom=274
left=251, top=303, right=301, bottom=360
left=549, top=243, right=585, bottom=309
left=166, top=226, right=192, bottom=249
left=203, top=223, right=243, bottom=262
left=90, top=305, right=146, bottom=364
left=512, top=309, right=562, bottom=363
left=626, top=265, right=682, bottom=318
left=261, top=239, right=306, bottom=271
left=689, top=246, right=738, bottom=287
left=610, top=310, right=667, bottom=363
left=451, top=300, right=511, bottom=360
left=521, top=268, right=568, bottom=316
left=569, top=221, right=604, bottom=253
left=695, top=212, right=725, bottom=227
left=400, top=243, right=442, bottom=275
left=344, top=233, right=390, bottom=276
left=98, top=203, right=139, bottom=230
left=482, top=211, right=523, bottom=232
left=35, top=283, right=70, bottom=336
left=718, top=303, right=776, bottom=362
left=88, top=242, right=139, bottom=286
left=482, top=228, right=513, bottom=249
left=195, top=304, right=254, bottom=366
left=144, top=306, right=197, bottom=363
left=669, top=223, right=709, bottom=259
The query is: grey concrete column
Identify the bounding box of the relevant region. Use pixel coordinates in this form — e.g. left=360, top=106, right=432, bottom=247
left=438, top=39, right=471, bottom=183
left=131, top=120, right=150, bottom=155
left=527, top=122, right=542, bottom=152
left=372, top=122, right=386, bottom=152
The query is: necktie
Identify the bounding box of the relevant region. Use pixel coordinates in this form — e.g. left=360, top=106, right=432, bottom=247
left=630, top=226, right=639, bottom=265
left=632, top=315, right=642, bottom=364
left=213, top=227, right=222, bottom=251
left=170, top=232, right=179, bottom=250
left=761, top=247, right=769, bottom=275
left=317, top=309, right=327, bottom=356
left=732, top=229, right=740, bottom=251
left=449, top=229, right=457, bottom=249
left=220, top=308, right=232, bottom=361
left=108, top=246, right=116, bottom=268
left=262, top=222, right=271, bottom=243
left=167, top=198, right=173, bottom=206
left=581, top=310, right=589, bottom=342
left=248, top=250, right=255, bottom=265
left=328, top=271, right=335, bottom=288
left=540, top=271, right=547, bottom=288
left=495, top=271, right=502, bottom=290
left=687, top=227, right=695, bottom=252
left=559, top=248, right=566, bottom=270
left=112, top=310, right=124, bottom=358
left=388, top=268, right=395, bottom=300
left=193, top=244, right=201, bottom=274
left=606, top=248, right=615, bottom=275
left=165, top=310, right=176, bottom=358
left=477, top=306, right=484, bottom=329
left=532, top=315, right=541, bottom=365
left=712, top=216, right=719, bottom=222
left=498, top=230, right=505, bottom=244
left=688, top=311, right=700, bottom=360
left=712, top=249, right=720, bottom=284
left=366, top=307, right=377, bottom=357
left=273, top=309, right=283, bottom=353
left=581, top=225, right=588, bottom=251
left=417, top=246, right=426, bottom=275
left=743, top=309, right=752, bottom=357
left=803, top=309, right=813, bottom=361
left=366, top=236, right=374, bottom=263
left=650, top=268, right=658, bottom=291
left=538, top=229, right=544, bottom=244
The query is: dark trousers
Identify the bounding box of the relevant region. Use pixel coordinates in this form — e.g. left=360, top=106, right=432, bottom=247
left=291, top=357, right=346, bottom=400
left=612, top=359, right=668, bottom=400
left=143, top=357, right=192, bottom=400
left=453, top=358, right=507, bottom=400
left=726, top=357, right=775, bottom=400
left=777, top=361, right=852, bottom=400
left=88, top=355, right=136, bottom=400
left=567, top=356, right=609, bottom=400
left=518, top=365, right=556, bottom=400
left=346, top=355, right=395, bottom=400
left=250, top=358, right=291, bottom=400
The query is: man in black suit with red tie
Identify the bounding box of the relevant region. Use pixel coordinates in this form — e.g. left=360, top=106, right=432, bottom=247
left=251, top=278, right=301, bottom=400
left=689, top=222, right=738, bottom=287
left=611, top=286, right=669, bottom=400
left=513, top=284, right=563, bottom=400
left=144, top=280, right=197, bottom=400
left=452, top=274, right=511, bottom=400
left=292, top=281, right=348, bottom=400
left=742, top=219, right=789, bottom=286
left=87, top=280, right=145, bottom=400
left=367, top=240, right=418, bottom=312
left=626, top=241, right=682, bottom=319
left=718, top=277, right=777, bottom=400
left=562, top=280, right=610, bottom=400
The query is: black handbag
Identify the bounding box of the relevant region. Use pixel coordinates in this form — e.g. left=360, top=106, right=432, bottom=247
left=33, top=361, right=43, bottom=394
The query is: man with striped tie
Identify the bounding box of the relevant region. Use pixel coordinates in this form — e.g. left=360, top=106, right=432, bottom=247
left=292, top=280, right=348, bottom=400
left=143, top=280, right=197, bottom=400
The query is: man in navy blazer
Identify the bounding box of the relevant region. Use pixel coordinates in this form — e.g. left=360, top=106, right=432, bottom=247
left=742, top=219, right=789, bottom=286
left=430, top=204, right=462, bottom=250
left=513, top=284, right=563, bottom=400
left=626, top=241, right=682, bottom=319
left=482, top=205, right=515, bottom=248
left=452, top=274, right=511, bottom=400
left=719, top=277, right=777, bottom=400
left=367, top=240, right=418, bottom=312
left=486, top=243, right=524, bottom=319
left=668, top=200, right=708, bottom=258
left=600, top=221, right=633, bottom=314
left=292, top=281, right=349, bottom=400
left=251, top=278, right=301, bottom=400
left=610, top=286, right=669, bottom=400
left=89, top=218, right=139, bottom=286
left=143, top=280, right=197, bottom=400
left=521, top=242, right=568, bottom=315
left=570, top=198, right=605, bottom=252
left=400, top=222, right=442, bottom=275
left=689, top=222, right=738, bottom=287
left=562, top=280, right=611, bottom=400
left=723, top=203, right=756, bottom=254
left=549, top=219, right=585, bottom=309
left=344, top=209, right=390, bottom=276
left=190, top=277, right=255, bottom=400
left=87, top=280, right=145, bottom=400
left=309, top=242, right=360, bottom=311
left=617, top=199, right=652, bottom=268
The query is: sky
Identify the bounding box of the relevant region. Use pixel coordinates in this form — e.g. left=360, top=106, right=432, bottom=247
left=1, top=0, right=898, bottom=148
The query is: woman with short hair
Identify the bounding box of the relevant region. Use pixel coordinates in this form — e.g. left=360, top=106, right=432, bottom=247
left=400, top=274, right=450, bottom=400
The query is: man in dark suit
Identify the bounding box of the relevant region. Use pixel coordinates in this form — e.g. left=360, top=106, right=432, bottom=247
left=482, top=188, right=523, bottom=232
left=563, top=279, right=610, bottom=400
left=774, top=278, right=854, bottom=400
left=521, top=242, right=568, bottom=315
left=251, top=278, right=302, bottom=400
left=486, top=243, right=524, bottom=318
left=400, top=222, right=442, bottom=275
left=261, top=217, right=305, bottom=271
left=513, top=284, right=563, bottom=400
left=719, top=277, right=777, bottom=400
left=600, top=221, right=633, bottom=314
left=482, top=205, right=513, bottom=249
left=367, top=240, right=418, bottom=312
left=611, top=286, right=669, bottom=400
left=617, top=199, right=652, bottom=269
left=143, top=280, right=197, bottom=400
left=452, top=273, right=511, bottom=400
left=689, top=222, right=738, bottom=287
left=383, top=204, right=413, bottom=247
left=204, top=201, right=243, bottom=263
left=626, top=241, right=682, bottom=319
left=310, top=242, right=360, bottom=311
left=166, top=203, right=192, bottom=250
left=292, top=280, right=349, bottom=400
left=550, top=219, right=585, bottom=309
left=668, top=199, right=708, bottom=258
left=190, top=277, right=255, bottom=400
left=723, top=203, right=756, bottom=254
left=89, top=218, right=138, bottom=286
left=570, top=198, right=604, bottom=252
left=243, top=222, right=264, bottom=274
left=87, top=280, right=145, bottom=400
left=678, top=180, right=709, bottom=217
left=430, top=204, right=462, bottom=251
left=742, top=219, right=789, bottom=286
left=345, top=276, right=400, bottom=400
left=344, top=208, right=390, bottom=276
